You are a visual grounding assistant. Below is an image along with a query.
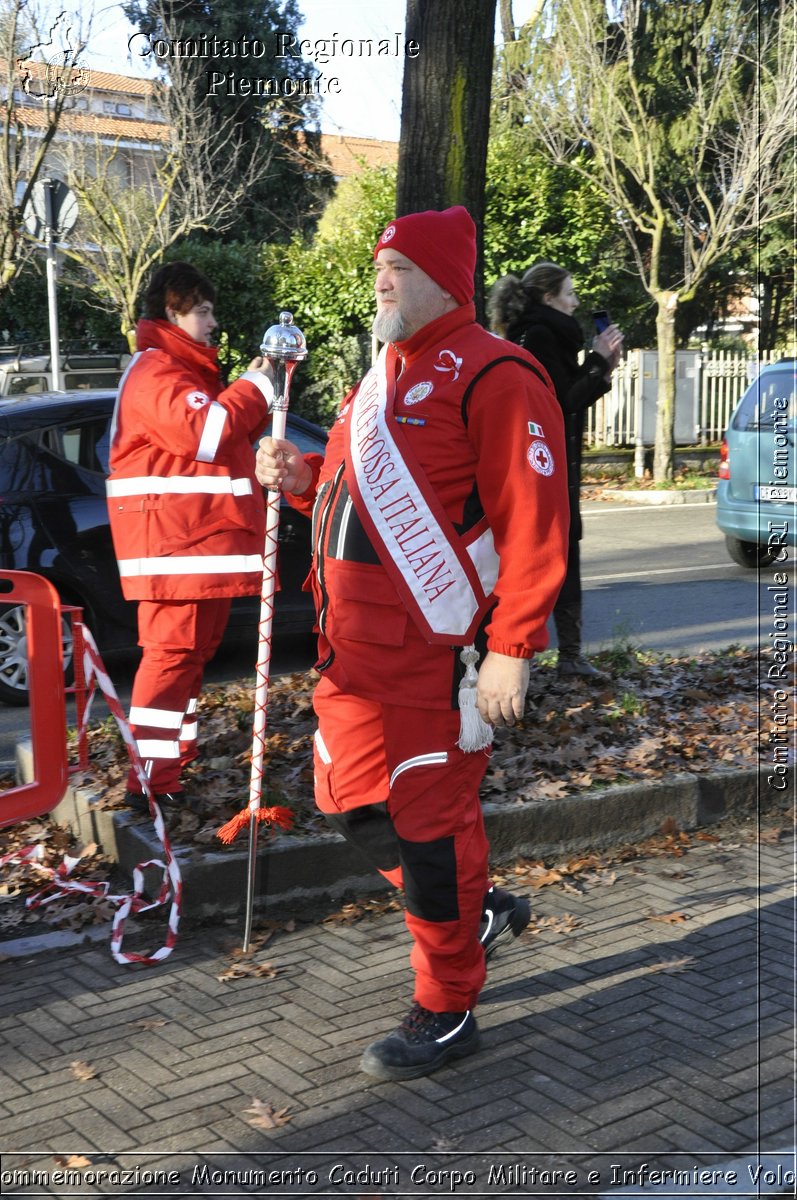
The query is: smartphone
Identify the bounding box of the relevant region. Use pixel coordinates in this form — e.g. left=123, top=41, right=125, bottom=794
left=592, top=309, right=612, bottom=333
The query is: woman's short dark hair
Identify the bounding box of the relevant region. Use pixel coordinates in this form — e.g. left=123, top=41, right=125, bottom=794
left=144, top=262, right=216, bottom=320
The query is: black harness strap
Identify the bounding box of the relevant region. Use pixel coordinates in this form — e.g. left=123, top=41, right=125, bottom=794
left=460, top=354, right=550, bottom=428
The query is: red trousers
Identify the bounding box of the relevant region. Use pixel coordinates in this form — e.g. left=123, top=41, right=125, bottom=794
left=312, top=675, right=491, bottom=1012
left=127, top=598, right=231, bottom=794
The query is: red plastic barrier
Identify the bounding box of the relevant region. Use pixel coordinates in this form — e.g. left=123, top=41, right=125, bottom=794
left=0, top=571, right=68, bottom=828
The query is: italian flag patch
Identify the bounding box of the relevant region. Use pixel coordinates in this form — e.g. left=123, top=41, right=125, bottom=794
left=528, top=421, right=544, bottom=436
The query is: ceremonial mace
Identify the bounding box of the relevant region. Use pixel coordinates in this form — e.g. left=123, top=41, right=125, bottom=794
left=217, top=312, right=307, bottom=952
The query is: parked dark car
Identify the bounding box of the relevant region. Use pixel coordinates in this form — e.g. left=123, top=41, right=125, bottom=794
left=0, top=390, right=326, bottom=705
left=716, top=360, right=796, bottom=567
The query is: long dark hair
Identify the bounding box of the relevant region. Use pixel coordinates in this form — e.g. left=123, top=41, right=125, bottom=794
left=488, top=262, right=570, bottom=338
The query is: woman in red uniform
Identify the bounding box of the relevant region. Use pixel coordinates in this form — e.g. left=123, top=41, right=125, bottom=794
left=107, top=262, right=274, bottom=810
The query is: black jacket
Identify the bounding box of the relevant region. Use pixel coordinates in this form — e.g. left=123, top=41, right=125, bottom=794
left=508, top=303, right=609, bottom=539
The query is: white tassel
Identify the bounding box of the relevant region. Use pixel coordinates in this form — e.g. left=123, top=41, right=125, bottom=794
left=457, top=645, right=493, bottom=752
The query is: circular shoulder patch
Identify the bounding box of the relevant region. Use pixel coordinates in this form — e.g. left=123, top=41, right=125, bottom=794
left=527, top=440, right=555, bottom=476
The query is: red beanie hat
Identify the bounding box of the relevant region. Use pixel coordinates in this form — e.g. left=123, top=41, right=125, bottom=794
left=373, top=206, right=476, bottom=305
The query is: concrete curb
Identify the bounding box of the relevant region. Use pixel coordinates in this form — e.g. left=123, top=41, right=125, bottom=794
left=20, top=739, right=780, bottom=922
left=594, top=487, right=716, bottom=506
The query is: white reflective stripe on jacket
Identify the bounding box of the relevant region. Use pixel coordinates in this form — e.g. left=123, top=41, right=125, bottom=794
left=107, top=476, right=254, bottom=497
left=118, top=554, right=264, bottom=577
left=196, top=401, right=229, bottom=463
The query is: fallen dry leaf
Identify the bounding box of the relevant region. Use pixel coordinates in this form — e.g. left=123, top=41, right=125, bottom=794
left=532, top=779, right=571, bottom=800
left=646, top=955, right=696, bottom=973
left=70, top=1060, right=97, bottom=1081
left=227, top=932, right=274, bottom=958
left=218, top=960, right=282, bottom=982
left=565, top=855, right=604, bottom=872
left=561, top=880, right=584, bottom=895
left=523, top=866, right=564, bottom=889
left=581, top=869, right=617, bottom=887
left=758, top=827, right=784, bottom=843
left=647, top=911, right=689, bottom=925
left=429, top=1136, right=462, bottom=1151
left=323, top=897, right=403, bottom=923
left=54, top=1155, right=93, bottom=1169
left=536, top=914, right=581, bottom=934
left=243, top=1098, right=292, bottom=1130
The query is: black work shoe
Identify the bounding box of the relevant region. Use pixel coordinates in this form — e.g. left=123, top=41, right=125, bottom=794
left=480, top=885, right=531, bottom=958
left=557, top=655, right=609, bottom=682
left=123, top=790, right=187, bottom=814
left=360, top=1003, right=481, bottom=1081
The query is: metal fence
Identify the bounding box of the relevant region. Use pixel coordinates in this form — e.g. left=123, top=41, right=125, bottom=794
left=585, top=348, right=784, bottom=447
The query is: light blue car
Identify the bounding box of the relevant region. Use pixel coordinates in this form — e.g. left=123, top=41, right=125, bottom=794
left=716, top=359, right=796, bottom=567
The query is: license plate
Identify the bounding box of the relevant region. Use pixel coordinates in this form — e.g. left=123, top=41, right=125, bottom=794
left=755, top=485, right=797, bottom=503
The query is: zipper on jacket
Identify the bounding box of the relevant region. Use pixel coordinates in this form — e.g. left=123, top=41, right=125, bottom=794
left=314, top=461, right=345, bottom=670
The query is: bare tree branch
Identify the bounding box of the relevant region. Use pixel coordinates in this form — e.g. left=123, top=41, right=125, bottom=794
left=517, top=0, right=796, bottom=478
left=59, top=33, right=282, bottom=348
left=0, top=0, right=86, bottom=289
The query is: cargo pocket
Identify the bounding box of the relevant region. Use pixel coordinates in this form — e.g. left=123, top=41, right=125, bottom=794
left=329, top=563, right=407, bottom=646
left=109, top=496, right=161, bottom=559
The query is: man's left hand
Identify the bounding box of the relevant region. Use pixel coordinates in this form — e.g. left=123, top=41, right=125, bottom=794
left=476, top=651, right=530, bottom=727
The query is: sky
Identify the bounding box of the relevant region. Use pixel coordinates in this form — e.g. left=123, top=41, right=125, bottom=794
left=57, top=0, right=532, bottom=142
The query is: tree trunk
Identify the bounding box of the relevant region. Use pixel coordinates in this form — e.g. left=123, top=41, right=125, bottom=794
left=499, top=0, right=515, bottom=42
left=122, top=316, right=137, bottom=354
left=397, top=0, right=498, bottom=320
left=653, top=292, right=678, bottom=481
left=759, top=274, right=785, bottom=354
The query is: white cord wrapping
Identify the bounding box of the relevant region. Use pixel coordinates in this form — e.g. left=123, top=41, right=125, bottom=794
left=457, top=645, right=494, bottom=752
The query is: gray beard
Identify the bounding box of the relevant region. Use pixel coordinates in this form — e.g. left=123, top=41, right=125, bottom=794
left=372, top=307, right=408, bottom=343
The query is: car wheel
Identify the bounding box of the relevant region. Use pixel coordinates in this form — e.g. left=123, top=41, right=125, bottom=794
left=724, top=535, right=779, bottom=569
left=0, top=603, right=74, bottom=706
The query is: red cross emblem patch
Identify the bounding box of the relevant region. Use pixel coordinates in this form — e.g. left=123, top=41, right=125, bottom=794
left=527, top=440, right=555, bottom=476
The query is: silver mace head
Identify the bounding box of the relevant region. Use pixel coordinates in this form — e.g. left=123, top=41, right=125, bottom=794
left=260, top=311, right=307, bottom=412
left=260, top=311, right=308, bottom=365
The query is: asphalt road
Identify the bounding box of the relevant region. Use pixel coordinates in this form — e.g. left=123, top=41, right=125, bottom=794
left=0, top=499, right=769, bottom=764
left=577, top=497, right=766, bottom=654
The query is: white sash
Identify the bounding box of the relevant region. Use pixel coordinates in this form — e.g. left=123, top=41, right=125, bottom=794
left=346, top=345, right=498, bottom=645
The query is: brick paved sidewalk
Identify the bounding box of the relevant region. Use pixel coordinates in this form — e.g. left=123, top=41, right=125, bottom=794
left=0, top=831, right=794, bottom=1198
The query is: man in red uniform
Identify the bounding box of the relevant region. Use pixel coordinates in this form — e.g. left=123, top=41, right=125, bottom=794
left=256, top=208, right=569, bottom=1081
left=107, top=262, right=273, bottom=809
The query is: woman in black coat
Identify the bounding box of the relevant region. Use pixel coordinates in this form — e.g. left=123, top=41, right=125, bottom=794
left=489, top=262, right=624, bottom=679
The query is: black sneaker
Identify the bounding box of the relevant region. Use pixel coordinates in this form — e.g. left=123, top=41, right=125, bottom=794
left=480, top=885, right=531, bottom=958
left=360, top=1003, right=481, bottom=1081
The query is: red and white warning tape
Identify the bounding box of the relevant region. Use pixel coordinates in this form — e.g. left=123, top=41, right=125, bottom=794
left=3, top=624, right=182, bottom=964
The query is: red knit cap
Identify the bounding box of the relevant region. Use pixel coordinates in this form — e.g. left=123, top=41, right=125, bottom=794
left=373, top=206, right=476, bottom=305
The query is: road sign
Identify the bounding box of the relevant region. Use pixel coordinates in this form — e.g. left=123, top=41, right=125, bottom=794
left=22, top=178, right=78, bottom=242
left=21, top=179, right=78, bottom=390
